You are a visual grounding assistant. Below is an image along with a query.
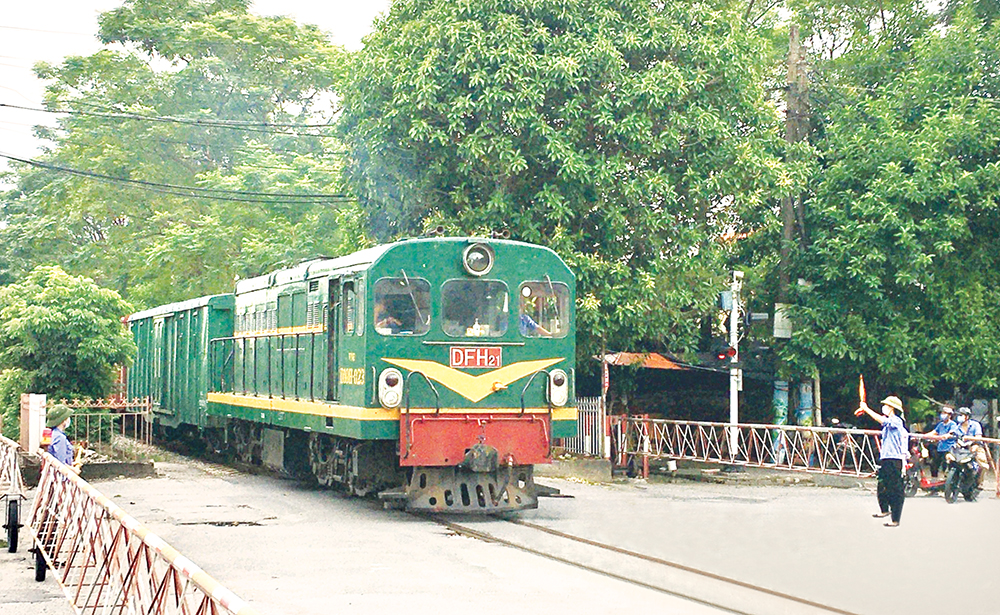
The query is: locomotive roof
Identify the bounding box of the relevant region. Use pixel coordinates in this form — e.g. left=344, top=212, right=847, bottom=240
left=128, top=294, right=235, bottom=322
left=233, top=237, right=568, bottom=295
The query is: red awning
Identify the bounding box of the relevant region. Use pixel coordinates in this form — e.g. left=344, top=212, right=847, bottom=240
left=601, top=352, right=687, bottom=370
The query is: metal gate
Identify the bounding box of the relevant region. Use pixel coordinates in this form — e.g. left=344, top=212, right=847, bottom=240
left=561, top=397, right=604, bottom=457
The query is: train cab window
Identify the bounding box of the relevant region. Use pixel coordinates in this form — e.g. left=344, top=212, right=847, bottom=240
left=442, top=280, right=508, bottom=337
left=518, top=281, right=569, bottom=338
left=373, top=277, right=431, bottom=335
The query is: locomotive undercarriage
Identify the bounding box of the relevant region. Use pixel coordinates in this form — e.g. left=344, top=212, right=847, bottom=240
left=189, top=419, right=538, bottom=513
left=306, top=433, right=400, bottom=497
left=381, top=463, right=538, bottom=514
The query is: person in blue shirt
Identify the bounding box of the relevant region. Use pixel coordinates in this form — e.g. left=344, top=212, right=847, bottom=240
left=856, top=395, right=909, bottom=527
left=518, top=295, right=552, bottom=337
left=45, top=403, right=75, bottom=467
left=953, top=407, right=985, bottom=487
left=923, top=406, right=957, bottom=478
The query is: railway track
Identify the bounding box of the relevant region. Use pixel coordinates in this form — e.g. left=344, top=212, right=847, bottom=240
left=425, top=514, right=862, bottom=615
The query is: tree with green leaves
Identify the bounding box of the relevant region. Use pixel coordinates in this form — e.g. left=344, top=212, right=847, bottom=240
left=339, top=0, right=785, bottom=367
left=0, top=0, right=364, bottom=307
left=0, top=266, right=135, bottom=438
left=779, top=3, right=1000, bottom=401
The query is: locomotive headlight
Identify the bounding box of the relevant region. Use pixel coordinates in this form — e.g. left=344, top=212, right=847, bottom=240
left=548, top=369, right=569, bottom=407
left=462, top=243, right=494, bottom=277
left=379, top=368, right=404, bottom=409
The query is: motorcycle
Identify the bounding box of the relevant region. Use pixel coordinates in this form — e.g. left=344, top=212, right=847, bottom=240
left=903, top=441, right=946, bottom=497
left=943, top=439, right=981, bottom=503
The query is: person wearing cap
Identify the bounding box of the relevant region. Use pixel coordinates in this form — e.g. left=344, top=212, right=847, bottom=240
left=856, top=395, right=909, bottom=526
left=923, top=406, right=957, bottom=478
left=45, top=404, right=75, bottom=466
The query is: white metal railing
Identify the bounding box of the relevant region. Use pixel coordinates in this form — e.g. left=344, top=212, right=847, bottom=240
left=1, top=435, right=25, bottom=498
left=562, top=397, right=604, bottom=457
left=30, top=452, right=261, bottom=615
left=610, top=416, right=1000, bottom=496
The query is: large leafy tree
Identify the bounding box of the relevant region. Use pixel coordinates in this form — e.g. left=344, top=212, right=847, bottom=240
left=0, top=0, right=363, bottom=307
left=0, top=267, right=135, bottom=437
left=783, top=4, right=1000, bottom=398
left=339, top=0, right=783, bottom=364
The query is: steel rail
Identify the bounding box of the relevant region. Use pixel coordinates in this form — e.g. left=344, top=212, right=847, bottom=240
left=29, top=451, right=261, bottom=615
left=426, top=514, right=861, bottom=615
left=507, top=518, right=861, bottom=615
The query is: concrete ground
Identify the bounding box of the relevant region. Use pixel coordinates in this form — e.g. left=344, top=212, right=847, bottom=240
left=2, top=457, right=998, bottom=615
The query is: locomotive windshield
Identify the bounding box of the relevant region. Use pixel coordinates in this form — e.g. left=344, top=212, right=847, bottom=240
left=373, top=277, right=431, bottom=335
left=518, top=280, right=569, bottom=338
left=441, top=279, right=509, bottom=337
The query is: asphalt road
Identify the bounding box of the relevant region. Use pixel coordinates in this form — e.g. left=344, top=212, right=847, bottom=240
left=3, top=457, right=998, bottom=615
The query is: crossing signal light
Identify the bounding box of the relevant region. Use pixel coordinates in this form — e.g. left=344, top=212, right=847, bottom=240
left=716, top=346, right=737, bottom=361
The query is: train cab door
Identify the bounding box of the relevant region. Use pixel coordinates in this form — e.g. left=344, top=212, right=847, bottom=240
left=327, top=279, right=341, bottom=401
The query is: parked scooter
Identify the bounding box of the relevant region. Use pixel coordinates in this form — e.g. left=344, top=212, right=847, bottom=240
left=903, top=441, right=946, bottom=497
left=943, top=438, right=981, bottom=503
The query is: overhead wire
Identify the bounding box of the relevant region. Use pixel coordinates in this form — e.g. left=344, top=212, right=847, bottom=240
left=0, top=152, right=355, bottom=204
left=0, top=102, right=337, bottom=137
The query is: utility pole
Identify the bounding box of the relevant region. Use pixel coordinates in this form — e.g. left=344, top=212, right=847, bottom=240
left=729, top=270, right=744, bottom=460
left=774, top=24, right=810, bottom=431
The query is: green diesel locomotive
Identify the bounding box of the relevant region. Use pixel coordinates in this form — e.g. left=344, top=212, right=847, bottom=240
left=128, top=237, right=576, bottom=512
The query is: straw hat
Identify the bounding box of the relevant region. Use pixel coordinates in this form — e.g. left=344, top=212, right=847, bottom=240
left=880, top=396, right=903, bottom=413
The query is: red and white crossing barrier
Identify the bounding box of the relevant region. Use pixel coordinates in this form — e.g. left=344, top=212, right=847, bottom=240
left=29, top=452, right=261, bottom=615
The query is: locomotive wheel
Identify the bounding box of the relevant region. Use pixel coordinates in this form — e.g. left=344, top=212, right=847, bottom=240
left=307, top=433, right=337, bottom=487
left=5, top=499, right=18, bottom=553
left=230, top=421, right=263, bottom=466
left=943, top=468, right=959, bottom=503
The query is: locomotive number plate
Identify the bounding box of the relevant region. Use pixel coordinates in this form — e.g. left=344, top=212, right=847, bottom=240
left=450, top=346, right=502, bottom=369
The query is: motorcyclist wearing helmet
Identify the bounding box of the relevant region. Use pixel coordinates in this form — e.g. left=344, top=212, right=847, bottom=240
left=923, top=406, right=957, bottom=478
left=952, top=407, right=986, bottom=487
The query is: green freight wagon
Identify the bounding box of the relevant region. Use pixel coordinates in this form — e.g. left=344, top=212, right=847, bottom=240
left=128, top=294, right=235, bottom=429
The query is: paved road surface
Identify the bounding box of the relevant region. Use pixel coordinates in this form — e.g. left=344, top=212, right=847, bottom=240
left=2, top=456, right=998, bottom=614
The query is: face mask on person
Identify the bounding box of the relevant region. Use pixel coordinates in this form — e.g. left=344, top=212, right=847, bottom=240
left=882, top=406, right=892, bottom=416
left=940, top=413, right=949, bottom=420
left=64, top=417, right=71, bottom=429
left=958, top=415, right=967, bottom=423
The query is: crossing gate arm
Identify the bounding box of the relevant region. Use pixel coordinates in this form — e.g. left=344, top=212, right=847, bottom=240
left=29, top=452, right=262, bottom=615
left=610, top=417, right=1000, bottom=496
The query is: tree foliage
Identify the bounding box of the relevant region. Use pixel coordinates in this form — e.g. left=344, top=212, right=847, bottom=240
left=339, top=0, right=784, bottom=363
left=783, top=4, right=1000, bottom=397
left=0, top=0, right=366, bottom=308
left=0, top=267, right=135, bottom=438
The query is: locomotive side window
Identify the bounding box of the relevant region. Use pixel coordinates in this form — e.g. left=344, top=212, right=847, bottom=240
left=518, top=281, right=569, bottom=338
left=442, top=280, right=508, bottom=337
left=373, top=277, right=431, bottom=335
left=344, top=282, right=357, bottom=334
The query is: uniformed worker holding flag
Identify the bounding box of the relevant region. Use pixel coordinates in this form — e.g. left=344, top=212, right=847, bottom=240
left=856, top=395, right=909, bottom=527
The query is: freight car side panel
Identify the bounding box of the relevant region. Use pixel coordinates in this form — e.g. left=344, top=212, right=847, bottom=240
left=128, top=295, right=234, bottom=428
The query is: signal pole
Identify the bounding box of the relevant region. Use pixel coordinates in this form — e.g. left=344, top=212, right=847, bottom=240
left=729, top=270, right=744, bottom=460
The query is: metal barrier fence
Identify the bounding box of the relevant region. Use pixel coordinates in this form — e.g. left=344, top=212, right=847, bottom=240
left=561, top=397, right=604, bottom=457
left=55, top=398, right=153, bottom=462
left=611, top=416, right=1000, bottom=497
left=29, top=452, right=260, bottom=615
left=2, top=435, right=26, bottom=552
left=1, top=435, right=25, bottom=498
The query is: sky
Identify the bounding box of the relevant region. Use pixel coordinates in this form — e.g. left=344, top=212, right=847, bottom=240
left=0, top=0, right=392, bottom=176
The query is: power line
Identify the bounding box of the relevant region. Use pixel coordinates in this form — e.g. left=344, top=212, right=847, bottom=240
left=0, top=152, right=355, bottom=204
left=0, top=102, right=337, bottom=137
left=0, top=24, right=94, bottom=37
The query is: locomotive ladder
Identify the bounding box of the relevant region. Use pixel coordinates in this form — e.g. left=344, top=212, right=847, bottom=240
left=28, top=451, right=261, bottom=615
left=611, top=417, right=1000, bottom=498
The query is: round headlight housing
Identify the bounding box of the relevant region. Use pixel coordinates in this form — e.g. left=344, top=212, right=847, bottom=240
left=548, top=369, right=569, bottom=407
left=379, top=368, right=404, bottom=409
left=463, top=243, right=494, bottom=277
